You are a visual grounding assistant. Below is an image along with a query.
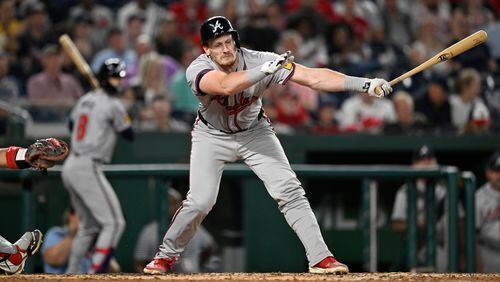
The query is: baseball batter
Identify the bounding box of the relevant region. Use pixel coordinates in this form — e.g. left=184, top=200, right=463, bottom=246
left=62, top=58, right=134, bottom=274
left=144, top=16, right=392, bottom=275
left=475, top=152, right=500, bottom=273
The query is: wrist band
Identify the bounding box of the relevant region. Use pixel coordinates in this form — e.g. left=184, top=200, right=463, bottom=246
left=344, top=75, right=370, bottom=93
left=247, top=66, right=267, bottom=84
left=6, top=147, right=30, bottom=169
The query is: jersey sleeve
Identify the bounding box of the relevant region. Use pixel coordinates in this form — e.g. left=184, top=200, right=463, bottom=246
left=111, top=100, right=132, bottom=132
left=186, top=56, right=215, bottom=96
left=257, top=51, right=295, bottom=85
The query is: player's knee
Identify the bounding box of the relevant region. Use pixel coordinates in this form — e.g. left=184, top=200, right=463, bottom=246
left=190, top=198, right=216, bottom=214
left=185, top=194, right=216, bottom=214
left=276, top=188, right=307, bottom=210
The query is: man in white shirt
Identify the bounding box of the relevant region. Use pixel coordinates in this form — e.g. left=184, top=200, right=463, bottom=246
left=340, top=92, right=396, bottom=133
left=450, top=68, right=490, bottom=133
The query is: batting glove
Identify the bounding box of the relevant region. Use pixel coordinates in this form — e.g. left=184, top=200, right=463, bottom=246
left=367, top=78, right=392, bottom=98
left=260, top=51, right=294, bottom=75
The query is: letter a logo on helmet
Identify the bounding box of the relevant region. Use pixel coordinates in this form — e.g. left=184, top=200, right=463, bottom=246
left=201, top=16, right=240, bottom=48
left=210, top=20, right=223, bottom=33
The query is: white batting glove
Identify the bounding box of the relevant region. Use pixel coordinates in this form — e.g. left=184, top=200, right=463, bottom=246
left=260, top=51, right=294, bottom=75
left=367, top=78, right=392, bottom=98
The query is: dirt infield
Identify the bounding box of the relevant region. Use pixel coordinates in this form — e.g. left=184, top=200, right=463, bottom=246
left=2, top=273, right=500, bottom=282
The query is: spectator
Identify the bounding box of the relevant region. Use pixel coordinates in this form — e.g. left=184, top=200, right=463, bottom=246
left=450, top=68, right=490, bottom=134
left=155, top=12, right=185, bottom=63
left=41, top=208, right=89, bottom=274
left=384, top=91, right=428, bottom=134
left=381, top=0, right=413, bottom=49
left=266, top=1, right=287, bottom=31
left=90, top=28, right=136, bottom=73
left=410, top=17, right=451, bottom=78
left=16, top=1, right=52, bottom=84
left=286, top=14, right=328, bottom=67
left=414, top=78, right=453, bottom=132
left=139, top=96, right=189, bottom=133
left=134, top=188, right=219, bottom=273
left=410, top=0, right=452, bottom=45
left=170, top=43, right=201, bottom=122
left=391, top=145, right=464, bottom=272
left=125, top=12, right=146, bottom=49
left=69, top=0, right=114, bottom=51
left=0, top=0, right=24, bottom=54
left=475, top=152, right=500, bottom=273
left=70, top=14, right=96, bottom=62
left=311, top=102, right=340, bottom=135
left=239, top=13, right=280, bottom=52
left=118, top=0, right=165, bottom=37
left=332, top=0, right=372, bottom=39
left=325, top=22, right=364, bottom=75
left=458, top=0, right=495, bottom=31
left=339, top=93, right=396, bottom=134
left=268, top=82, right=313, bottom=131
left=126, top=34, right=154, bottom=87
left=27, top=45, right=83, bottom=105
left=450, top=8, right=495, bottom=74
left=136, top=52, right=179, bottom=106
left=168, top=0, right=207, bottom=38
left=0, top=51, right=19, bottom=102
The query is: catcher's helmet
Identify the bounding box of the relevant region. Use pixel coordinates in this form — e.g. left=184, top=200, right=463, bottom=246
left=97, top=58, right=126, bottom=94
left=200, top=16, right=240, bottom=48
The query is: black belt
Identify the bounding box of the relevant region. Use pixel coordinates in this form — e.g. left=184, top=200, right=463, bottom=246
left=197, top=108, right=265, bottom=134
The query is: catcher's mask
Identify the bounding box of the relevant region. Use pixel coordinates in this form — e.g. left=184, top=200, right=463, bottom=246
left=200, top=16, right=240, bottom=48
left=98, top=58, right=126, bottom=94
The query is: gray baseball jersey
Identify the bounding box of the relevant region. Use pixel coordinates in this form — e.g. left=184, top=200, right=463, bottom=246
left=69, top=89, right=131, bottom=163
left=475, top=183, right=500, bottom=272
left=155, top=48, right=333, bottom=268
left=186, top=48, right=294, bottom=133
left=62, top=90, right=129, bottom=273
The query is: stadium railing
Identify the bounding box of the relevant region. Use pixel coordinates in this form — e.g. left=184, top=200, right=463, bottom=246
left=2, top=164, right=474, bottom=273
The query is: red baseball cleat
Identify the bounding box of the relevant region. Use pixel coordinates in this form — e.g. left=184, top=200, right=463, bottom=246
left=309, top=256, right=349, bottom=274
left=143, top=257, right=177, bottom=274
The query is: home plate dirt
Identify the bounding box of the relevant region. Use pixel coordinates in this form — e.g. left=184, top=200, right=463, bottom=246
left=2, top=273, right=500, bottom=282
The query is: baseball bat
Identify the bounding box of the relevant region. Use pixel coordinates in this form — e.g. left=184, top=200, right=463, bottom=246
left=59, top=34, right=100, bottom=89
left=375, top=30, right=488, bottom=96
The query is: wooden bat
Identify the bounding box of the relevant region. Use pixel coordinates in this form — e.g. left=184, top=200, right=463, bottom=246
left=375, top=30, right=488, bottom=96
left=59, top=34, right=100, bottom=89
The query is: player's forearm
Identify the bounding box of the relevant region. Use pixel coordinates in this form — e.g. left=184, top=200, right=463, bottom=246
left=216, top=71, right=254, bottom=96
left=293, top=65, right=374, bottom=93
left=217, top=67, right=266, bottom=96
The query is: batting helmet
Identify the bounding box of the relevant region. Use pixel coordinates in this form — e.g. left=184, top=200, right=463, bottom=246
left=200, top=16, right=240, bottom=48
left=97, top=58, right=126, bottom=94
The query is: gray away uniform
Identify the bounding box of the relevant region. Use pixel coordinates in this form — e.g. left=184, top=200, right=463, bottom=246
left=156, top=48, right=333, bottom=266
left=475, top=183, right=500, bottom=273
left=62, top=90, right=130, bottom=273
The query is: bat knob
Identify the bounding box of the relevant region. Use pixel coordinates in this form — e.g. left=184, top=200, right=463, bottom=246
left=374, top=86, right=384, bottom=98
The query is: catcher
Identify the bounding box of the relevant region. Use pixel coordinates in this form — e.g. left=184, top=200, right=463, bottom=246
left=0, top=138, right=69, bottom=275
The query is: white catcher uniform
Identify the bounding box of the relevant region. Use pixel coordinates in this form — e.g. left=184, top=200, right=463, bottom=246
left=62, top=89, right=130, bottom=273
left=155, top=48, right=333, bottom=267
left=475, top=182, right=500, bottom=272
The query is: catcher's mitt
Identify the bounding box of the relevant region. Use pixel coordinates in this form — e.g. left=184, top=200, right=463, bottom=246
left=26, top=138, right=69, bottom=170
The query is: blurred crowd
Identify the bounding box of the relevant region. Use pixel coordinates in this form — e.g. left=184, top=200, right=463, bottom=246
left=1, top=0, right=500, bottom=135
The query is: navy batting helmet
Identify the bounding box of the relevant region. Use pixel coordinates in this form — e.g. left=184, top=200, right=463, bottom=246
left=97, top=58, right=126, bottom=94
left=200, top=16, right=240, bottom=48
